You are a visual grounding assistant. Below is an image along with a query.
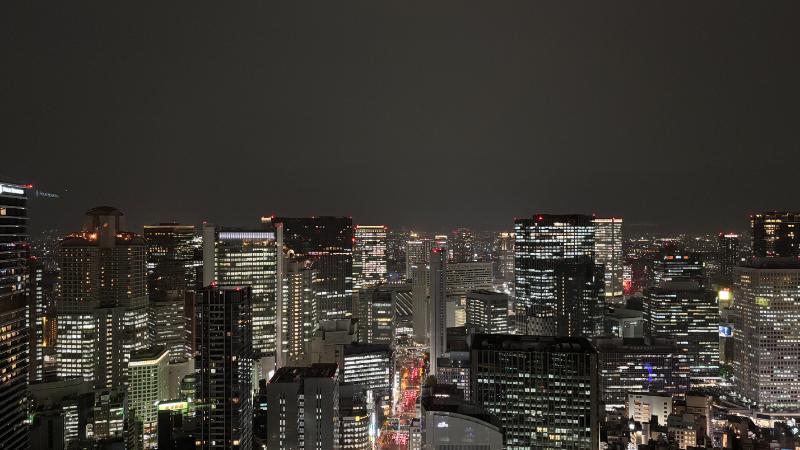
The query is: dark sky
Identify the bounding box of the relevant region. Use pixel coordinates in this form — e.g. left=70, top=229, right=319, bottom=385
left=3, top=1, right=799, bottom=234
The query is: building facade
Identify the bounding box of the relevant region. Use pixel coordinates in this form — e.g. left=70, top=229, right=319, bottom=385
left=465, top=289, right=509, bottom=334
left=593, top=217, right=624, bottom=300
left=353, top=225, right=388, bottom=289
left=751, top=212, right=800, bottom=258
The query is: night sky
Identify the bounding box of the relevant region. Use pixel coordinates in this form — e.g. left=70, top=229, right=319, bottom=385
left=3, top=1, right=799, bottom=234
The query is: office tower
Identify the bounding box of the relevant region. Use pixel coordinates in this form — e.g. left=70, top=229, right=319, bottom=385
left=751, top=212, right=800, bottom=257
left=420, top=382, right=503, bottom=449
left=446, top=261, right=493, bottom=301
left=143, top=223, right=199, bottom=294
left=450, top=228, right=475, bottom=262
left=644, top=281, right=719, bottom=379
left=392, top=285, right=414, bottom=338
left=150, top=290, right=189, bottom=362
left=653, top=252, right=705, bottom=287
left=128, top=347, right=169, bottom=445
left=307, top=318, right=359, bottom=364
left=496, top=231, right=515, bottom=284
left=278, top=259, right=317, bottom=367
left=340, top=344, right=393, bottom=401
left=412, top=263, right=429, bottom=344
left=593, top=217, right=624, bottom=300
left=352, top=225, right=388, bottom=289
left=339, top=384, right=370, bottom=450
left=732, top=258, right=800, bottom=411
left=358, top=285, right=396, bottom=345
left=406, top=237, right=434, bottom=280
left=56, top=207, right=149, bottom=389
left=0, top=181, right=29, bottom=449
left=266, top=364, right=339, bottom=450
left=465, top=289, right=509, bottom=334
left=514, top=214, right=604, bottom=337
left=436, top=351, right=471, bottom=401
left=593, top=337, right=688, bottom=410
left=716, top=233, right=740, bottom=285
left=385, top=229, right=408, bottom=281
left=194, top=286, right=253, bottom=450
left=273, top=216, right=353, bottom=319
left=202, top=224, right=278, bottom=356
left=429, top=247, right=447, bottom=376
left=470, top=334, right=599, bottom=449
left=29, top=256, right=56, bottom=382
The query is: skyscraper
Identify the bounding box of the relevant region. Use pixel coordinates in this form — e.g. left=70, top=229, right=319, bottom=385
left=495, top=231, right=515, bottom=284
left=56, top=207, right=149, bottom=389
left=593, top=217, right=624, bottom=301
left=143, top=223, right=199, bottom=294
left=278, top=260, right=317, bottom=367
left=450, top=228, right=475, bottom=263
left=195, top=285, right=253, bottom=450
left=128, top=346, right=169, bottom=445
left=429, top=247, right=447, bottom=376
left=352, top=225, right=387, bottom=289
left=465, top=289, right=509, bottom=334
left=470, top=334, right=599, bottom=449
left=0, top=181, right=29, bottom=449
left=751, top=212, right=800, bottom=258
left=732, top=258, right=800, bottom=411
left=653, top=251, right=705, bottom=287
left=716, top=233, right=740, bottom=285
left=405, top=237, right=433, bottom=280
left=202, top=224, right=278, bottom=356
left=644, top=281, right=719, bottom=380
left=514, top=214, right=604, bottom=337
left=273, top=216, right=354, bottom=319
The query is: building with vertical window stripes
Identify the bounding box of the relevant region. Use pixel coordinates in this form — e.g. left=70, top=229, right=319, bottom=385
left=203, top=224, right=278, bottom=356
left=732, top=258, right=800, bottom=411
left=195, top=285, right=253, bottom=450
left=514, top=214, right=604, bottom=337
left=751, top=211, right=800, bottom=258
left=593, top=217, right=624, bottom=300
left=429, top=247, right=447, bottom=376
left=352, top=225, right=388, bottom=289
left=470, top=334, right=599, bottom=450
left=266, top=364, right=339, bottom=450
left=0, top=181, right=29, bottom=449
left=279, top=259, right=317, bottom=367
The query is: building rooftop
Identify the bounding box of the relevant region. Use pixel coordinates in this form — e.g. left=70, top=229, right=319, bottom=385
left=343, top=343, right=391, bottom=355
left=269, top=363, right=338, bottom=383
left=593, top=336, right=677, bottom=353
left=740, top=257, right=800, bottom=269
left=471, top=333, right=596, bottom=353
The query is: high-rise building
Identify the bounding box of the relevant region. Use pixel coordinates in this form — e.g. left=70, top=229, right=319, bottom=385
left=56, top=207, right=149, bottom=389
left=716, top=233, right=740, bottom=285
left=352, top=225, right=387, bottom=289
left=593, top=337, right=688, bottom=410
left=28, top=256, right=56, bottom=382
left=514, top=214, right=603, bottom=337
left=358, top=285, right=396, bottom=345
left=128, top=346, right=169, bottom=445
left=420, top=382, right=503, bottom=449
left=496, top=232, right=515, bottom=284
left=412, top=262, right=429, bottom=344
left=732, top=258, right=800, bottom=411
left=644, top=281, right=719, bottom=380
left=450, top=228, right=475, bottom=263
left=273, top=216, right=354, bottom=319
left=278, top=260, right=317, bottom=367
left=266, top=364, right=339, bottom=450
left=194, top=285, right=253, bottom=450
left=143, top=223, right=199, bottom=294
left=0, top=181, right=30, bottom=449
left=470, top=334, right=599, bottom=449
left=653, top=252, right=705, bottom=287
left=338, top=383, right=370, bottom=450
left=202, top=224, right=278, bottom=356
left=445, top=261, right=493, bottom=302
left=593, top=217, right=624, bottom=300
left=465, top=289, right=509, bottom=334
left=149, top=290, right=189, bottom=362
left=429, top=247, right=447, bottom=376
left=406, top=238, right=431, bottom=280
left=751, top=212, right=800, bottom=258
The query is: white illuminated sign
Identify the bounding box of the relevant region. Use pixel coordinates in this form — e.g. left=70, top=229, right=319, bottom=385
left=0, top=184, right=25, bottom=195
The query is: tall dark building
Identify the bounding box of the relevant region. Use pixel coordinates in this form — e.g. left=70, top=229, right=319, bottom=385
left=514, top=214, right=604, bottom=337
left=470, top=334, right=599, bottom=449
left=716, top=233, right=740, bottom=285
left=143, top=223, right=200, bottom=294
left=751, top=212, right=800, bottom=258
left=0, top=181, right=30, bottom=449
left=273, top=216, right=354, bottom=319
left=195, top=285, right=253, bottom=450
